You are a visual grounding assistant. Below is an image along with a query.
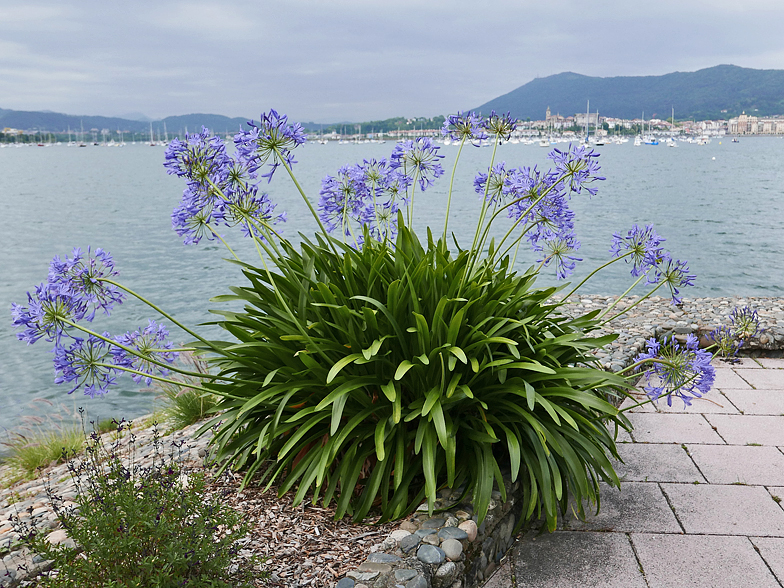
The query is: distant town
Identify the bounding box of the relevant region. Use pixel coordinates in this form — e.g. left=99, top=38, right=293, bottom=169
left=2, top=108, right=784, bottom=145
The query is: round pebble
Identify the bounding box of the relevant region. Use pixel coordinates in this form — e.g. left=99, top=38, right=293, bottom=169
left=441, top=538, right=463, bottom=561
left=417, top=543, right=446, bottom=564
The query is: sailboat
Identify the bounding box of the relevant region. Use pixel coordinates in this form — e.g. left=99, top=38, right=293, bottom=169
left=78, top=122, right=87, bottom=147
left=666, top=107, right=678, bottom=147
left=149, top=123, right=156, bottom=146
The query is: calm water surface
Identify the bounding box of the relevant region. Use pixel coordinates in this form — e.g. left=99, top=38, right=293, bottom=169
left=1, top=138, right=783, bottom=432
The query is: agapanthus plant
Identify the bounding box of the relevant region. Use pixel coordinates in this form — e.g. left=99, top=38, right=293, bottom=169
left=12, top=108, right=712, bottom=534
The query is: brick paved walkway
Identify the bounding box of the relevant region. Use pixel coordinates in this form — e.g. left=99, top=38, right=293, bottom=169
left=484, top=357, right=784, bottom=588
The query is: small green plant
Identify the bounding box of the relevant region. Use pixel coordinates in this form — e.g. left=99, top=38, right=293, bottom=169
left=1, top=400, right=85, bottom=476
left=154, top=352, right=220, bottom=431
left=13, top=421, right=262, bottom=587
left=772, top=495, right=782, bottom=504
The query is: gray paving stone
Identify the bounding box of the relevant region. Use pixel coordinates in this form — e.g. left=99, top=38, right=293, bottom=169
left=482, top=558, right=515, bottom=588
left=712, top=357, right=763, bottom=369
left=662, top=483, right=784, bottom=536
left=757, top=358, right=784, bottom=369
left=613, top=443, right=705, bottom=483
left=711, top=357, right=762, bottom=370
left=686, top=444, right=784, bottom=485
left=735, top=368, right=784, bottom=390
left=713, top=368, right=753, bottom=390
left=619, top=392, right=655, bottom=413
left=513, top=531, right=647, bottom=588
left=705, top=414, right=784, bottom=446
left=719, top=389, right=784, bottom=415
left=653, top=391, right=739, bottom=414
left=563, top=482, right=681, bottom=533
left=632, top=533, right=779, bottom=588
left=751, top=537, right=784, bottom=584
left=626, top=412, right=725, bottom=444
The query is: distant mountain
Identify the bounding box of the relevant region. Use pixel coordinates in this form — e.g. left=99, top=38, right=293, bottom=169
left=474, top=65, right=784, bottom=121
left=0, top=109, right=250, bottom=136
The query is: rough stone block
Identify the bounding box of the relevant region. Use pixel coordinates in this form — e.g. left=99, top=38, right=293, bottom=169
left=721, top=388, right=784, bottom=415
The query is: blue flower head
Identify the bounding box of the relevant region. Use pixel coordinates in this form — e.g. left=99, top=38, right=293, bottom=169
left=474, top=162, right=509, bottom=204
left=442, top=111, right=487, bottom=144
left=234, top=110, right=307, bottom=183
left=610, top=224, right=668, bottom=281
left=318, top=164, right=371, bottom=237
left=482, top=111, right=517, bottom=141
left=48, top=247, right=125, bottom=319
left=634, top=335, right=715, bottom=407
left=548, top=144, right=604, bottom=196
left=112, top=320, right=178, bottom=386
left=730, top=306, right=760, bottom=340
left=390, top=138, right=444, bottom=191
left=54, top=333, right=119, bottom=397
left=12, top=283, right=87, bottom=345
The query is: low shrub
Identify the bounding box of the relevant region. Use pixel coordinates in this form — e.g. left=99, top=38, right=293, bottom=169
left=13, top=422, right=263, bottom=587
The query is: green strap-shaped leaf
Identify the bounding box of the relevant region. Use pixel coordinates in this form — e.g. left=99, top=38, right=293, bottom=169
left=395, top=359, right=415, bottom=381
left=374, top=417, right=388, bottom=461
left=326, top=353, right=363, bottom=384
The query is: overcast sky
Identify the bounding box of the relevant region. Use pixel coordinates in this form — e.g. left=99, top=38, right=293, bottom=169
left=2, top=0, right=783, bottom=123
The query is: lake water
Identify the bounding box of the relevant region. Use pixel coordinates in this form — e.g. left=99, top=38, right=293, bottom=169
left=1, top=137, right=783, bottom=433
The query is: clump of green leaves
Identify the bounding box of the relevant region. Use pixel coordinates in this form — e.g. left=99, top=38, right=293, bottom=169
left=199, top=226, right=632, bottom=530
left=15, top=421, right=262, bottom=587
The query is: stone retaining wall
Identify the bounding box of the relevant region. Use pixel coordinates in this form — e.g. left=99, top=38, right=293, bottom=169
left=338, top=475, right=525, bottom=588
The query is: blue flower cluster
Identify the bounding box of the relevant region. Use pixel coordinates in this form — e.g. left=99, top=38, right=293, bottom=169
left=11, top=249, right=177, bottom=397
left=469, top=144, right=603, bottom=279
left=441, top=110, right=517, bottom=144
left=164, top=122, right=287, bottom=246
left=610, top=224, right=695, bottom=303
left=634, top=335, right=715, bottom=407
left=318, top=140, right=443, bottom=243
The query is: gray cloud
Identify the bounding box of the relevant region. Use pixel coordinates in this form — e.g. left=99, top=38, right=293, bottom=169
left=1, top=0, right=782, bottom=122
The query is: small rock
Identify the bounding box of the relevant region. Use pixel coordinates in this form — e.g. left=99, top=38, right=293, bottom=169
left=400, top=520, right=419, bottom=532
left=422, top=517, right=446, bottom=529
left=414, top=529, right=437, bottom=538
left=336, top=579, right=355, bottom=588
left=406, top=574, right=428, bottom=588
left=444, top=516, right=459, bottom=527
left=346, top=570, right=379, bottom=582
left=357, top=562, right=391, bottom=575
left=422, top=533, right=440, bottom=545
left=417, top=544, right=446, bottom=565
left=389, top=529, right=412, bottom=543
left=438, top=526, right=468, bottom=541
left=400, top=534, right=421, bottom=553
left=395, top=569, right=418, bottom=582
left=454, top=510, right=471, bottom=521
left=436, top=561, right=457, bottom=582
left=367, top=552, right=402, bottom=563
left=458, top=520, right=477, bottom=542
left=441, top=538, right=463, bottom=561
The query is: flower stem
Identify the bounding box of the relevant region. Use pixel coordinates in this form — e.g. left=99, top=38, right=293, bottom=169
left=442, top=138, right=466, bottom=241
